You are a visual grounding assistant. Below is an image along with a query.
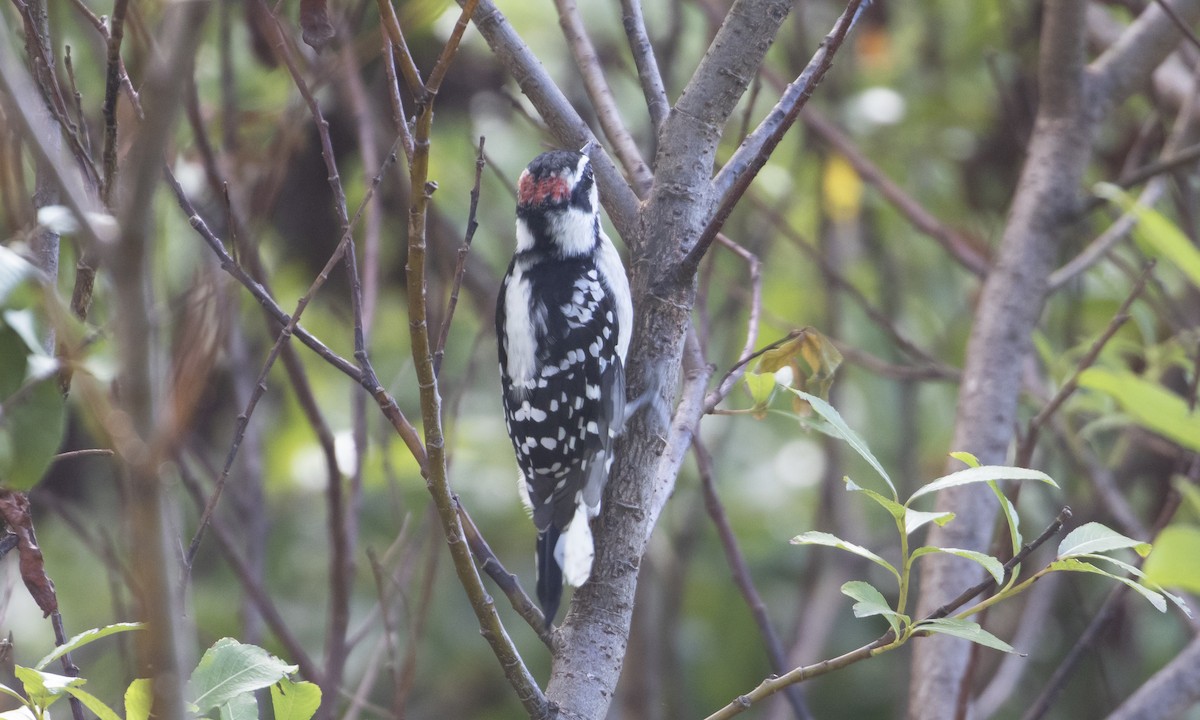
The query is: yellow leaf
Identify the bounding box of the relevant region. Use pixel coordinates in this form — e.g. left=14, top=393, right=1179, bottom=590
left=822, top=155, right=863, bottom=223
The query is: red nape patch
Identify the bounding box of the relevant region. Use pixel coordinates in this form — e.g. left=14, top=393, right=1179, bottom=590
left=518, top=174, right=570, bottom=206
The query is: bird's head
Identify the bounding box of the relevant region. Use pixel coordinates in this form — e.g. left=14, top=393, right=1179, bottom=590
left=517, top=150, right=596, bottom=216
left=515, top=150, right=600, bottom=258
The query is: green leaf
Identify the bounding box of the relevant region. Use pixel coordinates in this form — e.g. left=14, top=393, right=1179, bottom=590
left=3, top=311, right=45, bottom=360
left=988, top=481, right=1023, bottom=558
left=948, top=451, right=981, bottom=468
left=13, top=667, right=81, bottom=709
left=270, top=679, right=322, bottom=720
left=743, top=371, right=777, bottom=411
left=36, top=623, right=145, bottom=670
left=841, top=581, right=905, bottom=637
left=0, top=376, right=66, bottom=492
left=908, top=465, right=1057, bottom=504
left=1057, top=522, right=1151, bottom=559
left=911, top=547, right=1005, bottom=585
left=0, top=326, right=28, bottom=398
left=0, top=247, right=35, bottom=308
left=62, top=686, right=121, bottom=720
left=916, top=618, right=1018, bottom=654
left=785, top=388, right=896, bottom=496
left=1081, top=553, right=1193, bottom=618
left=125, top=679, right=152, bottom=720
left=217, top=690, right=258, bottom=720
left=1049, top=558, right=1167, bottom=612
left=1176, top=477, right=1200, bottom=517
left=845, top=477, right=905, bottom=520
left=1144, top=525, right=1200, bottom=594
left=189, top=638, right=298, bottom=714
left=1078, top=368, right=1200, bottom=451
left=791, top=531, right=899, bottom=582
left=904, top=508, right=955, bottom=536
left=1094, top=182, right=1200, bottom=288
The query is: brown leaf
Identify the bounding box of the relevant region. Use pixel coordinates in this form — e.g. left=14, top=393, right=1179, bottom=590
left=0, top=490, right=58, bottom=617
left=299, top=0, right=335, bottom=52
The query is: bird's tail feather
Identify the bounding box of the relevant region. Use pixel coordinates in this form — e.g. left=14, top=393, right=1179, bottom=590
left=536, top=528, right=564, bottom=627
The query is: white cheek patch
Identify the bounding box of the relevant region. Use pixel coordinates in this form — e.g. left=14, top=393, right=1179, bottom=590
left=549, top=207, right=597, bottom=257
left=515, top=218, right=536, bottom=253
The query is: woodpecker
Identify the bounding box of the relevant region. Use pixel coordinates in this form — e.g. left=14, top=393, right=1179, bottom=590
left=496, top=149, right=633, bottom=625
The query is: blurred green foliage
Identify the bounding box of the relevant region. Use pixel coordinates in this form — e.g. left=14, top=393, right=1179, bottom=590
left=0, top=0, right=1197, bottom=718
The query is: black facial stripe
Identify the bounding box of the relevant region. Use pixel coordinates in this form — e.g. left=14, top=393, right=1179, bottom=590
left=568, top=166, right=594, bottom=212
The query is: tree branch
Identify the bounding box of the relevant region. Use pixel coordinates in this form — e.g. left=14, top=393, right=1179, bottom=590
left=554, top=0, right=653, bottom=194
left=618, top=0, right=669, bottom=136
left=909, top=0, right=1200, bottom=716
left=695, top=439, right=812, bottom=720
left=679, top=0, right=866, bottom=277
left=462, top=0, right=640, bottom=240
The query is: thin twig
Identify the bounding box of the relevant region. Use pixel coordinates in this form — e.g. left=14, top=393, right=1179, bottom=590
left=1152, top=0, right=1200, bottom=51
left=1047, top=180, right=1166, bottom=291
left=799, top=108, right=989, bottom=276
left=178, top=457, right=323, bottom=685
left=681, top=0, right=867, bottom=277
left=50, top=448, right=114, bottom=463
left=1115, top=141, right=1200, bottom=189
left=619, top=0, right=669, bottom=135
left=767, top=210, right=959, bottom=376
left=1017, top=262, right=1153, bottom=467
left=1020, top=490, right=1185, bottom=720
left=456, top=498, right=555, bottom=647
left=697, top=234, right=765, bottom=411
left=402, top=0, right=551, bottom=714
left=695, top=439, right=812, bottom=720
left=63, top=0, right=142, bottom=117
left=0, top=15, right=108, bottom=248
left=163, top=168, right=363, bottom=382
left=704, top=507, right=1074, bottom=720
left=379, top=36, right=415, bottom=163
left=704, top=330, right=803, bottom=413
left=179, top=132, right=401, bottom=571
left=100, top=0, right=130, bottom=205
left=715, top=233, right=763, bottom=379
left=434, top=137, right=486, bottom=376
left=62, top=47, right=90, bottom=158
left=554, top=0, right=654, bottom=194
left=376, top=0, right=427, bottom=101
left=836, top=344, right=961, bottom=382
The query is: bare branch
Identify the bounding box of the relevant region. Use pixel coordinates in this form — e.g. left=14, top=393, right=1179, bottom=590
left=554, top=0, right=653, bottom=194
left=619, top=0, right=669, bottom=135
left=799, top=108, right=990, bottom=276
left=680, top=0, right=866, bottom=275
left=404, top=2, right=551, bottom=714
left=434, top=138, right=486, bottom=376
left=100, top=0, right=130, bottom=205
left=463, top=0, right=640, bottom=239
left=910, top=1, right=1200, bottom=715
left=178, top=458, right=323, bottom=685
left=695, top=439, right=812, bottom=720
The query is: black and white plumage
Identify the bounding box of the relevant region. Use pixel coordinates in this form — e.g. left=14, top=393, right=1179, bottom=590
left=495, top=150, right=632, bottom=625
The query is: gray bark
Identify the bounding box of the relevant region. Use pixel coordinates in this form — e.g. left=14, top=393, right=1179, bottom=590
left=1105, top=634, right=1200, bottom=720
left=545, top=0, right=793, bottom=713
left=908, top=1, right=1200, bottom=718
